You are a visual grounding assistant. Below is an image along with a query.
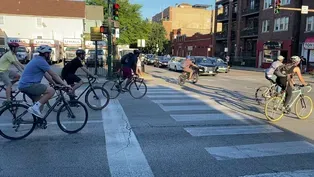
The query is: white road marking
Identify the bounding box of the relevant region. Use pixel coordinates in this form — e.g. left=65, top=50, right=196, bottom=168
left=101, top=99, right=154, bottom=177
left=205, top=141, right=314, bottom=160
left=159, top=105, right=228, bottom=112
left=147, top=94, right=201, bottom=98
left=170, top=113, right=248, bottom=121
left=240, top=170, right=314, bottom=177
left=184, top=125, right=283, bottom=136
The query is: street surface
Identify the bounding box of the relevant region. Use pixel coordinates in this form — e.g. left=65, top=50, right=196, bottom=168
left=1, top=64, right=314, bottom=176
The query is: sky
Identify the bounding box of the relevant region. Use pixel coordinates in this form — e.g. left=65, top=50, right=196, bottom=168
left=130, top=0, right=216, bottom=19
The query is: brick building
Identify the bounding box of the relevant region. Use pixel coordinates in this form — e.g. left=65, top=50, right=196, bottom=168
left=172, top=33, right=213, bottom=57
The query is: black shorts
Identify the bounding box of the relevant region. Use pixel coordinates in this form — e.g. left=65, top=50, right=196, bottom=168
left=63, top=74, right=81, bottom=85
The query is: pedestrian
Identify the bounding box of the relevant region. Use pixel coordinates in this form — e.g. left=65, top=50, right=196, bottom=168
left=136, top=55, right=143, bottom=78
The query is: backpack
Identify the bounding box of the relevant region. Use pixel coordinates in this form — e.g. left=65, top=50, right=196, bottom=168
left=274, top=64, right=295, bottom=78
left=121, top=53, right=133, bottom=64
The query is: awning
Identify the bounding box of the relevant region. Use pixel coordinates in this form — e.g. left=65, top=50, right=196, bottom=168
left=304, top=37, right=314, bottom=49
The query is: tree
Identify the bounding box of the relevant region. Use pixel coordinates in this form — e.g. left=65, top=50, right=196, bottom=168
left=145, top=22, right=167, bottom=54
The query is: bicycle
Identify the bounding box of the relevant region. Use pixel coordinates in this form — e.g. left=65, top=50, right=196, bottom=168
left=0, top=85, right=88, bottom=140
left=255, top=81, right=281, bottom=105
left=178, top=66, right=199, bottom=86
left=47, top=76, right=110, bottom=111
left=102, top=70, right=147, bottom=99
left=0, top=81, right=33, bottom=108
left=264, top=84, right=313, bottom=122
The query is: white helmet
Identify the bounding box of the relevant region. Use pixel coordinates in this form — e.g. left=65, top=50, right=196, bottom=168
left=291, top=56, right=301, bottom=63
left=37, top=45, right=52, bottom=53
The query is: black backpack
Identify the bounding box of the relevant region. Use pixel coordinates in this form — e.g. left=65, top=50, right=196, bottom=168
left=274, top=64, right=295, bottom=78
left=121, top=53, right=133, bottom=64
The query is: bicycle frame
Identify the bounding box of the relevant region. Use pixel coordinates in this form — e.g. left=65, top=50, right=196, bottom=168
left=0, top=85, right=21, bottom=100
left=278, top=86, right=311, bottom=109
left=75, top=77, right=97, bottom=100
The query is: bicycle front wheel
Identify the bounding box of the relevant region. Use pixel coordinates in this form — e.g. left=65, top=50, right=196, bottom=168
left=295, top=95, right=313, bottom=120
left=0, top=103, right=36, bottom=140
left=102, top=80, right=121, bottom=99
left=255, top=86, right=270, bottom=105
left=57, top=100, right=88, bottom=134
left=178, top=75, right=185, bottom=86
left=85, top=86, right=110, bottom=110
left=129, top=79, right=147, bottom=99
left=265, top=96, right=284, bottom=122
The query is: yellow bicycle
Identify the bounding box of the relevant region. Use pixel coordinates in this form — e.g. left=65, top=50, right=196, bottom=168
left=264, top=84, right=313, bottom=122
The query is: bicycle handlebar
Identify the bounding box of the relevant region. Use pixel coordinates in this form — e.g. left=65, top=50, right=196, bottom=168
left=49, top=83, right=71, bottom=92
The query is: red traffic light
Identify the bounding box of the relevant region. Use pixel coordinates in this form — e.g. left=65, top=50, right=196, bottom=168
left=113, top=3, right=120, bottom=9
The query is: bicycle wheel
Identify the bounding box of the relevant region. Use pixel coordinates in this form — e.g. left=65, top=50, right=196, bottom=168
left=178, top=75, right=185, bottom=86
left=295, top=95, right=313, bottom=120
left=0, top=103, right=36, bottom=140
left=57, top=100, right=88, bottom=134
left=102, top=80, right=121, bottom=99
left=255, top=86, right=270, bottom=105
left=192, top=73, right=199, bottom=84
left=129, top=79, right=147, bottom=99
left=265, top=96, right=284, bottom=122
left=85, top=86, right=110, bottom=110
left=22, top=93, right=33, bottom=106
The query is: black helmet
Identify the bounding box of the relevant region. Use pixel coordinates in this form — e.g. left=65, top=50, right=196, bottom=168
left=134, top=50, right=140, bottom=55
left=76, top=49, right=85, bottom=56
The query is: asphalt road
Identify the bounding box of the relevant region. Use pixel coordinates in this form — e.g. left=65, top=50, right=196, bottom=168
left=1, top=63, right=314, bottom=177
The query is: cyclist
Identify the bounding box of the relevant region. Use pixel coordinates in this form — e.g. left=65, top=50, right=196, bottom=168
left=0, top=42, right=24, bottom=105
left=61, top=49, right=97, bottom=99
left=182, top=56, right=197, bottom=80
left=275, top=56, right=308, bottom=113
left=18, top=45, right=69, bottom=118
left=265, top=55, right=284, bottom=84
left=121, top=50, right=140, bottom=91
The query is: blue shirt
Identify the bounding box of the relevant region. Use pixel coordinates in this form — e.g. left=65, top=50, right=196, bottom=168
left=18, top=56, right=50, bottom=89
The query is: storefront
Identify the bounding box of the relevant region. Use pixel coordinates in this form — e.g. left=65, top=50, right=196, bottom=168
left=256, top=40, right=291, bottom=68
left=302, top=37, right=314, bottom=72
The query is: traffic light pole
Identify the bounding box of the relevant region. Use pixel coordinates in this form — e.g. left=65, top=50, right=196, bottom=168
left=278, top=7, right=314, bottom=12
left=107, top=0, right=112, bottom=79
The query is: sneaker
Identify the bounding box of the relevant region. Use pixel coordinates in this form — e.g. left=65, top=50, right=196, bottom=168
left=28, top=106, right=43, bottom=118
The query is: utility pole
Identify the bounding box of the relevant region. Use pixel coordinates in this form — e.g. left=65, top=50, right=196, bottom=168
left=107, top=0, right=112, bottom=79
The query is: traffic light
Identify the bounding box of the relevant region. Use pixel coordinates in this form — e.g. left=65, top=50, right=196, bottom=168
left=274, top=0, right=281, bottom=14
left=113, top=3, right=120, bottom=21
left=100, top=25, right=109, bottom=34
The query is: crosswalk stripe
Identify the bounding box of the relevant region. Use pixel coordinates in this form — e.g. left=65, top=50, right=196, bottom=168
left=205, top=141, right=314, bottom=160
left=146, top=91, right=192, bottom=94
left=170, top=113, right=254, bottom=121
left=240, top=170, right=314, bottom=177
left=159, top=105, right=227, bottom=111
left=152, top=99, right=210, bottom=104
left=184, top=125, right=283, bottom=136
left=147, top=94, right=201, bottom=98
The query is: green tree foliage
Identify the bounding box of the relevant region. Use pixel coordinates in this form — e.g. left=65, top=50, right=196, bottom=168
left=146, top=22, right=167, bottom=54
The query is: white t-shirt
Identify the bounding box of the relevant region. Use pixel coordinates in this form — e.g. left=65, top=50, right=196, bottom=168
left=137, top=58, right=141, bottom=67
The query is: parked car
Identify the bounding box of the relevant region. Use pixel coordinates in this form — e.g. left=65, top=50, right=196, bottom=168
left=210, top=57, right=229, bottom=73
left=144, top=55, right=156, bottom=65
left=64, top=47, right=79, bottom=64
left=85, top=49, right=105, bottom=67
left=16, top=46, right=30, bottom=64
left=154, top=56, right=170, bottom=67
left=168, top=57, right=185, bottom=71
left=192, top=56, right=218, bottom=76
left=0, top=47, right=6, bottom=58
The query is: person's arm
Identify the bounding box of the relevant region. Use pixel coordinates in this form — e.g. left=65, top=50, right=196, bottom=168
left=294, top=67, right=307, bottom=85
left=81, top=67, right=97, bottom=77
left=12, top=62, right=23, bottom=72
left=44, top=72, right=57, bottom=85
left=46, top=69, right=68, bottom=86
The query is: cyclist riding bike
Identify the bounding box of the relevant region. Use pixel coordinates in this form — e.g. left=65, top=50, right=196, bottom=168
left=61, top=49, right=97, bottom=99
left=183, top=56, right=198, bottom=80
left=121, top=50, right=140, bottom=91
left=0, top=42, right=24, bottom=105
left=275, top=56, right=308, bottom=113
left=18, top=45, right=70, bottom=118
left=265, top=55, right=284, bottom=84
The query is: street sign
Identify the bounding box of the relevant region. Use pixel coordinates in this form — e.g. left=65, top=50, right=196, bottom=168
left=137, top=39, right=145, bottom=47
left=90, top=27, right=102, bottom=41
left=115, top=28, right=120, bottom=38
left=301, top=5, right=309, bottom=14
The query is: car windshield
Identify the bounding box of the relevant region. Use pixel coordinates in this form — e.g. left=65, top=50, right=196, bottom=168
left=17, top=47, right=26, bottom=52
left=65, top=47, right=77, bottom=51
left=89, top=50, right=104, bottom=55
left=161, top=57, right=170, bottom=61
left=196, top=58, right=214, bottom=64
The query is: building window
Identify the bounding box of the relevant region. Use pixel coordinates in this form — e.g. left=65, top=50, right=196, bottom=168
left=262, top=20, right=270, bottom=32
left=37, top=18, right=43, bottom=28
left=250, top=0, right=255, bottom=9
left=281, top=0, right=290, bottom=5
left=274, top=17, right=289, bottom=32
left=264, top=0, right=271, bottom=9
left=306, top=16, right=314, bottom=32
left=0, top=16, right=4, bottom=25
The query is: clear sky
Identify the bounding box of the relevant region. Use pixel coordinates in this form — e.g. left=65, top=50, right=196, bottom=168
left=130, top=0, right=216, bottom=19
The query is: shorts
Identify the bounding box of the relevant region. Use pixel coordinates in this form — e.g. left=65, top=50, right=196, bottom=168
left=19, top=83, right=47, bottom=102
left=0, top=70, right=18, bottom=86
left=63, top=74, right=81, bottom=85
left=122, top=67, right=132, bottom=79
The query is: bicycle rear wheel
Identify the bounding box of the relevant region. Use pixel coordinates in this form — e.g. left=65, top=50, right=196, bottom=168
left=85, top=86, right=110, bottom=110
left=129, top=79, right=147, bottom=99
left=192, top=73, right=199, bottom=84
left=264, top=97, right=284, bottom=122
left=255, top=86, right=270, bottom=105
left=0, top=103, right=36, bottom=140
left=57, top=100, right=88, bottom=134
left=102, top=80, right=121, bottom=99
left=295, top=95, right=313, bottom=120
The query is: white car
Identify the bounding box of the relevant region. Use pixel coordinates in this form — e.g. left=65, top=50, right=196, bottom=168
left=168, top=57, right=185, bottom=71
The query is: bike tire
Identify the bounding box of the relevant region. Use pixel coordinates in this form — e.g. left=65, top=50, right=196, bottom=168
left=129, top=80, right=147, bottom=99
left=57, top=100, right=88, bottom=134
left=192, top=73, right=199, bottom=84
left=255, top=86, right=270, bottom=105
left=178, top=75, right=185, bottom=86
left=0, top=103, right=36, bottom=140
left=264, top=96, right=284, bottom=122
left=295, top=95, right=313, bottom=120
left=85, top=86, right=110, bottom=110
left=102, top=80, right=121, bottom=99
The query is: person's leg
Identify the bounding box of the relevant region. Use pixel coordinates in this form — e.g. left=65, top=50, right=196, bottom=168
left=122, top=67, right=132, bottom=90
left=8, top=70, right=20, bottom=85
left=66, top=74, right=83, bottom=96
left=0, top=72, right=13, bottom=102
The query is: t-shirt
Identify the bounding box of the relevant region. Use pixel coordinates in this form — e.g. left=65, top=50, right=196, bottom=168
left=266, top=61, right=282, bottom=76
left=18, top=56, right=50, bottom=89
left=61, top=57, right=83, bottom=77
left=0, top=51, right=18, bottom=72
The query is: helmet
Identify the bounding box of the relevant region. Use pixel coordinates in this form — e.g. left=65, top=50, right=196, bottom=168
left=8, top=42, right=19, bottom=48
left=291, top=56, right=301, bottom=63
left=37, top=45, right=52, bottom=53
left=76, top=49, right=85, bottom=56
left=186, top=55, right=191, bottom=59
left=133, top=50, right=140, bottom=55
left=277, top=55, right=284, bottom=61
